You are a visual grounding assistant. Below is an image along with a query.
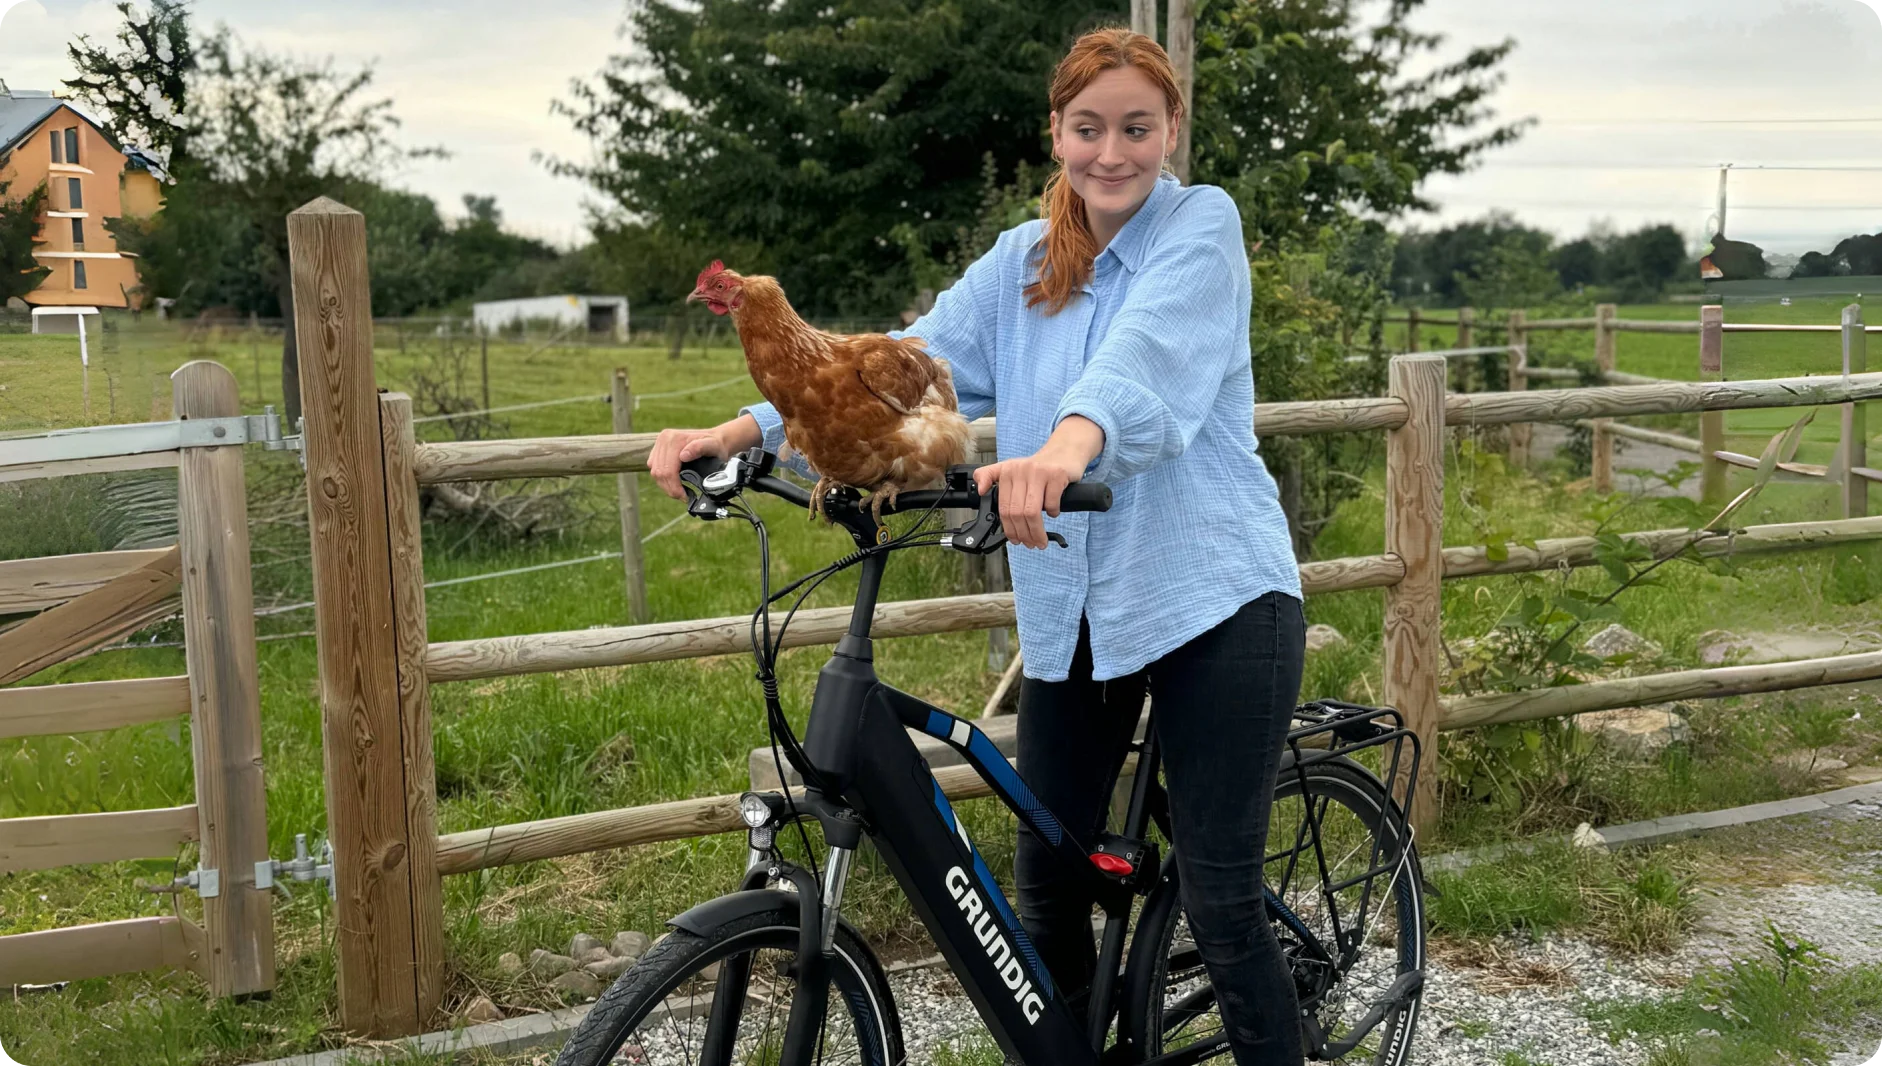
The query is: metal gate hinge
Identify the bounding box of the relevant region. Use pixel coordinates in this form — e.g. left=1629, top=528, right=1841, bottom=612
left=256, top=834, right=335, bottom=898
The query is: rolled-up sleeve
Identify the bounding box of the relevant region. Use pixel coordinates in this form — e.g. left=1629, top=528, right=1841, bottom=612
left=1053, top=197, right=1247, bottom=483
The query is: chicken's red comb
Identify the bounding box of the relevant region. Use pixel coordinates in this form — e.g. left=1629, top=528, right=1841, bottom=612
left=696, top=259, right=727, bottom=287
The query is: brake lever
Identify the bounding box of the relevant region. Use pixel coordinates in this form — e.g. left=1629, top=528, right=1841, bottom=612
left=943, top=485, right=1067, bottom=552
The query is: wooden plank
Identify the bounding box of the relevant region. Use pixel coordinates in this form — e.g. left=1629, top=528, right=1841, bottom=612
left=425, top=553, right=1400, bottom=685
left=1520, top=317, right=1600, bottom=331
left=1382, top=354, right=1446, bottom=837
left=0, top=450, right=178, bottom=486
left=0, top=675, right=190, bottom=740
left=1592, top=304, right=1617, bottom=493
left=1444, top=372, right=1882, bottom=428
left=1601, top=370, right=1668, bottom=386
left=379, top=393, right=444, bottom=1021
left=1853, top=467, right=1882, bottom=483
left=0, top=916, right=201, bottom=986
left=1442, top=515, right=1882, bottom=580
left=1700, top=305, right=1727, bottom=504
left=1713, top=451, right=1829, bottom=480
left=1165, top=0, right=1195, bottom=182
left=1572, top=420, right=1702, bottom=453
left=436, top=752, right=1134, bottom=877
left=1610, top=320, right=1701, bottom=335
left=0, top=548, right=173, bottom=613
left=1506, top=310, right=1529, bottom=466
left=1444, top=648, right=1882, bottom=730
left=172, top=360, right=275, bottom=999
left=0, top=545, right=181, bottom=685
left=412, top=399, right=1412, bottom=484
left=289, top=196, right=423, bottom=1038
left=1843, top=304, right=1868, bottom=518
left=611, top=369, right=650, bottom=625
left=0, top=805, right=199, bottom=874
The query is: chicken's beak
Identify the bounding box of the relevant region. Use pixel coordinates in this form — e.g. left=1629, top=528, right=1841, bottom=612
left=684, top=289, right=705, bottom=304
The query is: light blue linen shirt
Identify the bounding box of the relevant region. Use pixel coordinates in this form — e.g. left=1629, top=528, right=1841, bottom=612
left=742, top=173, right=1301, bottom=682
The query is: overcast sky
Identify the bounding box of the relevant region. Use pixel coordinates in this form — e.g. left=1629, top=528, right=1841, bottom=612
left=3, top=0, right=1880, bottom=253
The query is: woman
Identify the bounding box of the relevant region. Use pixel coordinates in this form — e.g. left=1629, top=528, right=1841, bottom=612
left=649, top=27, right=1306, bottom=1065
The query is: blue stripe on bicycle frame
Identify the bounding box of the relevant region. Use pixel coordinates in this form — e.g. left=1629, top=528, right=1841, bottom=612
left=920, top=710, right=1065, bottom=847
left=927, top=771, right=1055, bottom=998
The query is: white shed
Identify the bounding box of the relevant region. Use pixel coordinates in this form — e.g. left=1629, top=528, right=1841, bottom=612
left=472, top=295, right=628, bottom=339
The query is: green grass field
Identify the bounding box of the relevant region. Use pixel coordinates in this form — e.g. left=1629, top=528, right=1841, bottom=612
left=3, top=312, right=1882, bottom=1063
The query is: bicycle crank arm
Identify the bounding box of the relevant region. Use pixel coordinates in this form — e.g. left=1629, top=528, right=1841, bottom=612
left=1311, top=969, right=1424, bottom=1060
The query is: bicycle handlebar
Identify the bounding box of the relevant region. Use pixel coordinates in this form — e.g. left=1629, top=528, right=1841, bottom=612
left=679, top=451, right=1111, bottom=547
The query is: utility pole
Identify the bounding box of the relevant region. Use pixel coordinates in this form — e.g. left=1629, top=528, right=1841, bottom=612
left=1131, top=0, right=1157, bottom=40
left=1713, top=164, right=1733, bottom=236
left=1167, top=0, right=1195, bottom=183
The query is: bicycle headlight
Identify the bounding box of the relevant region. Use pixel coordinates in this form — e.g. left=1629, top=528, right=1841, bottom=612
left=739, top=792, right=773, bottom=828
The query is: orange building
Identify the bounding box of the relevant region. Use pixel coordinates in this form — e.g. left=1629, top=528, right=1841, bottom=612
left=0, top=83, right=165, bottom=310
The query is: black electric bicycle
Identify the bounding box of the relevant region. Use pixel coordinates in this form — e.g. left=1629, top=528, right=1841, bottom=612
left=553, top=450, right=1426, bottom=1066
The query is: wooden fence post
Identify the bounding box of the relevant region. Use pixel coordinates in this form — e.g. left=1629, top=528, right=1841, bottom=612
left=1384, top=354, right=1446, bottom=838
left=1700, top=305, right=1727, bottom=505
left=172, top=360, right=274, bottom=999
left=1406, top=307, right=1421, bottom=354
left=612, top=368, right=650, bottom=624
left=1455, top=307, right=1475, bottom=391
left=289, top=197, right=436, bottom=1037
left=1843, top=304, right=1868, bottom=518
left=1166, top=0, right=1195, bottom=183
left=1592, top=304, right=1617, bottom=493
left=378, top=394, right=444, bottom=1022
left=1505, top=309, right=1528, bottom=467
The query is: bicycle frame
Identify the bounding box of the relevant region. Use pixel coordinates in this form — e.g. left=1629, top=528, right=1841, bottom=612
left=777, top=556, right=1114, bottom=1064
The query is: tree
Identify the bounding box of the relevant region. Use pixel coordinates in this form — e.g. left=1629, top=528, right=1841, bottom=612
left=558, top=0, right=1524, bottom=316
left=1606, top=223, right=1686, bottom=296
left=1553, top=237, right=1602, bottom=291
left=552, top=0, right=1118, bottom=317
left=1391, top=212, right=1556, bottom=305
left=0, top=179, right=52, bottom=305
left=1191, top=0, right=1529, bottom=250
left=63, top=0, right=197, bottom=167
left=67, top=7, right=438, bottom=422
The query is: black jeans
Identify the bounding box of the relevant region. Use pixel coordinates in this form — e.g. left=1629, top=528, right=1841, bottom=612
left=1014, top=591, right=1308, bottom=1065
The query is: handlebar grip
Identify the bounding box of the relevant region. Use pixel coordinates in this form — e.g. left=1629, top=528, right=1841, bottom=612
left=1060, top=482, right=1112, bottom=513
left=681, top=455, right=727, bottom=479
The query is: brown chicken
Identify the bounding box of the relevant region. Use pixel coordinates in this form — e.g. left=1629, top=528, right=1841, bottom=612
left=687, top=261, right=972, bottom=522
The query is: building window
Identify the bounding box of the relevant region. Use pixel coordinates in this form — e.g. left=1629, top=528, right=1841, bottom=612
left=73, top=261, right=88, bottom=290
left=49, top=129, right=62, bottom=163
left=64, top=128, right=79, bottom=166
left=67, top=178, right=82, bottom=211
left=72, top=218, right=85, bottom=248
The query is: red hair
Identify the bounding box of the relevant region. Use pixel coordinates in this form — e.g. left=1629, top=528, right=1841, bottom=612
left=1025, top=27, right=1185, bottom=316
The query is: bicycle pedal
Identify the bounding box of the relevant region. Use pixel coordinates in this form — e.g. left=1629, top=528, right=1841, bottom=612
left=1088, top=833, right=1157, bottom=891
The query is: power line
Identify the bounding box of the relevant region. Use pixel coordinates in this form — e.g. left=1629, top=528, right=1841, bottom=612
left=1484, top=162, right=1882, bottom=172
left=1543, top=117, right=1882, bottom=127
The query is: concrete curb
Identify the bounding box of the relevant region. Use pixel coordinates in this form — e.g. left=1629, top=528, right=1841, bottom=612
left=1424, top=780, right=1882, bottom=874
left=246, top=781, right=1882, bottom=1064
left=242, top=1000, right=594, bottom=1065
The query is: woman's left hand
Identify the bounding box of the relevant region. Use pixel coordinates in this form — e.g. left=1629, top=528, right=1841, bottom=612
left=972, top=417, right=1105, bottom=550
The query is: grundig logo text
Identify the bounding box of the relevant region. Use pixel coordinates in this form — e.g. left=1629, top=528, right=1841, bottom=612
left=945, top=866, right=1045, bottom=1024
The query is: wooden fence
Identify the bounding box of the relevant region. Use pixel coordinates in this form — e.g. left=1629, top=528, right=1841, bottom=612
left=287, top=197, right=1882, bottom=1037
left=1395, top=303, right=1876, bottom=510
left=0, top=360, right=273, bottom=999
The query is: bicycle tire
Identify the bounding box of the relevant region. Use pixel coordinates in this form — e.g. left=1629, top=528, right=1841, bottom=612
left=551, top=900, right=904, bottom=1066
left=1120, top=757, right=1425, bottom=1065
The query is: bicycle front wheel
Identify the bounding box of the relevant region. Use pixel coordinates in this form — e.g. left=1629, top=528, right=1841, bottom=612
left=1125, top=758, right=1425, bottom=1065
left=552, top=898, right=904, bottom=1066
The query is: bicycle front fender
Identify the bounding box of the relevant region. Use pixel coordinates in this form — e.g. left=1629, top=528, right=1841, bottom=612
left=666, top=888, right=799, bottom=939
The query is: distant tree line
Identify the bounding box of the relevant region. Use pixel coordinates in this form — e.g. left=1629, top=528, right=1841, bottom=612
left=1391, top=211, right=1691, bottom=308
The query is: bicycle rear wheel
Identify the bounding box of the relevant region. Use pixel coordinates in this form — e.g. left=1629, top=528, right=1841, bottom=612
left=552, top=899, right=904, bottom=1066
left=1124, top=758, right=1424, bottom=1065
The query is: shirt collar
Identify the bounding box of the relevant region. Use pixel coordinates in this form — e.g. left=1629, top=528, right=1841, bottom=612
left=1024, top=172, right=1180, bottom=289
left=1100, top=172, right=1179, bottom=274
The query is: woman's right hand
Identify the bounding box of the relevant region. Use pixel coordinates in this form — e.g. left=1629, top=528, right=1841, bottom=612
left=648, top=428, right=729, bottom=500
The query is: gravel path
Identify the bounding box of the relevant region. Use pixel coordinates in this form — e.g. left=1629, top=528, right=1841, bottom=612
left=887, top=799, right=1882, bottom=1066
